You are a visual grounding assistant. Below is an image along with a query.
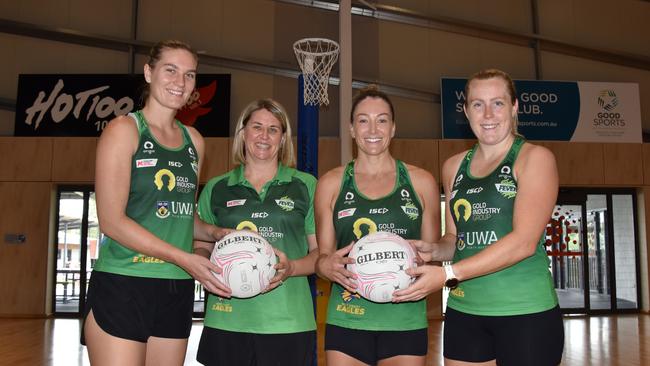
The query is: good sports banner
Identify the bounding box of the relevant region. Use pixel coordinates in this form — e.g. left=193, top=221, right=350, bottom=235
left=441, top=78, right=642, bottom=143
left=14, top=74, right=230, bottom=137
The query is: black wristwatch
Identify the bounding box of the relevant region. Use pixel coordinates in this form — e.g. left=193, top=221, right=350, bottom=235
left=443, top=264, right=459, bottom=289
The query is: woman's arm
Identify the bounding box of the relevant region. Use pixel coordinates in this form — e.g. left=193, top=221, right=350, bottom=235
left=314, top=167, right=356, bottom=292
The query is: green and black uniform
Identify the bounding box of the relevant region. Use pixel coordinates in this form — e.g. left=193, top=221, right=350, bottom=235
left=326, top=160, right=427, bottom=331
left=447, top=136, right=558, bottom=315
left=94, top=110, right=199, bottom=279
left=197, top=164, right=317, bottom=334
left=83, top=111, right=199, bottom=344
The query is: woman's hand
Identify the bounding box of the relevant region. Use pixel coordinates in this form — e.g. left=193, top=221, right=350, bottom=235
left=392, top=264, right=445, bottom=302
left=316, top=242, right=357, bottom=292
left=264, top=246, right=295, bottom=293
left=178, top=252, right=232, bottom=298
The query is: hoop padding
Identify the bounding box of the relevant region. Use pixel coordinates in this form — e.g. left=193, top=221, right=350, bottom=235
left=293, top=38, right=340, bottom=106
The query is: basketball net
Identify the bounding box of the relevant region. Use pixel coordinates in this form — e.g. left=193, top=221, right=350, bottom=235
left=293, top=38, right=340, bottom=106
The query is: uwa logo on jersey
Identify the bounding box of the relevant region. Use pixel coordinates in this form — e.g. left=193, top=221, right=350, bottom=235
left=155, top=200, right=194, bottom=219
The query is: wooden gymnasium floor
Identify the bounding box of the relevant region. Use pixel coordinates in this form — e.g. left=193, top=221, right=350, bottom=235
left=1, top=314, right=648, bottom=365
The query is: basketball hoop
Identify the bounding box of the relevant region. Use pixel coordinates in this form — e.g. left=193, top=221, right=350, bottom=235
left=293, top=38, right=340, bottom=106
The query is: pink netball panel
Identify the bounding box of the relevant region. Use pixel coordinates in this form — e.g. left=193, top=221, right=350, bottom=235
left=347, top=231, right=417, bottom=303
left=210, top=230, right=277, bottom=298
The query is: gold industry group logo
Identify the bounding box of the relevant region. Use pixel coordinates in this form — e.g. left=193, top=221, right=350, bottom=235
left=453, top=199, right=472, bottom=222
left=154, top=169, right=176, bottom=191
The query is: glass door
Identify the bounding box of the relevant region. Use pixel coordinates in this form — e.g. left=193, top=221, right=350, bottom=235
left=546, top=189, right=639, bottom=314
left=55, top=189, right=96, bottom=315
left=546, top=196, right=588, bottom=311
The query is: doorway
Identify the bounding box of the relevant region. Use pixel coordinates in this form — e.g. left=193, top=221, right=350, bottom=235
left=546, top=189, right=640, bottom=313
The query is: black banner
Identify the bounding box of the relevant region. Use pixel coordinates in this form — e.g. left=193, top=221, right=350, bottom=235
left=14, top=74, right=230, bottom=137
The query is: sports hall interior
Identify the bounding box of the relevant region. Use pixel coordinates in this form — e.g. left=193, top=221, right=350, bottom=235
left=1, top=1, right=650, bottom=365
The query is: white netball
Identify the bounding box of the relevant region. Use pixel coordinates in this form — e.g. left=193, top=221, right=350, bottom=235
left=347, top=231, right=417, bottom=303
left=210, top=230, right=277, bottom=298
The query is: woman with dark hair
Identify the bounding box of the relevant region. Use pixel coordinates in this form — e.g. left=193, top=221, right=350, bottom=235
left=83, top=40, right=230, bottom=366
left=315, top=85, right=440, bottom=366
left=394, top=69, right=564, bottom=365
left=195, top=98, right=319, bottom=366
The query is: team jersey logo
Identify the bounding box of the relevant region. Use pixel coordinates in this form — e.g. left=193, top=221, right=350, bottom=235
left=191, top=160, right=199, bottom=174
left=275, top=196, right=295, bottom=211
left=136, top=158, right=157, bottom=168
left=154, top=169, right=176, bottom=191
left=450, top=189, right=458, bottom=200
left=495, top=178, right=517, bottom=199
left=454, top=174, right=464, bottom=187
left=174, top=175, right=196, bottom=194
left=341, top=289, right=361, bottom=303
left=400, top=201, right=419, bottom=220
left=344, top=191, right=355, bottom=205
left=400, top=189, right=410, bottom=198
left=236, top=220, right=258, bottom=232
left=450, top=287, right=465, bottom=298
left=498, top=165, right=513, bottom=180
left=352, top=217, right=377, bottom=239
left=143, top=140, right=155, bottom=154
left=338, top=208, right=357, bottom=219
left=462, top=230, right=498, bottom=248
left=156, top=201, right=170, bottom=219
left=453, top=199, right=472, bottom=222
left=457, top=232, right=466, bottom=250
left=227, top=199, right=246, bottom=207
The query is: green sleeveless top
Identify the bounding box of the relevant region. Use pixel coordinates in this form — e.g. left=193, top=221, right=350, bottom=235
left=94, top=111, right=198, bottom=279
left=197, top=164, right=317, bottom=334
left=326, top=160, right=427, bottom=331
left=447, top=136, right=558, bottom=315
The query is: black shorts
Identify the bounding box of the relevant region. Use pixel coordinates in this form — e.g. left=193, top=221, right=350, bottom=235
left=444, top=306, right=564, bottom=366
left=324, top=324, right=428, bottom=365
left=196, top=327, right=316, bottom=366
left=81, top=271, right=194, bottom=344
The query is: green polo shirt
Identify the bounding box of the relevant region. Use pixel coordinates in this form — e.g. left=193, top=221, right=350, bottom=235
left=198, top=164, right=317, bottom=333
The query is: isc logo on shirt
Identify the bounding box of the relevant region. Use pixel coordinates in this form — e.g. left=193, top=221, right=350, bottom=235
left=251, top=212, right=269, bottom=218
left=369, top=208, right=388, bottom=215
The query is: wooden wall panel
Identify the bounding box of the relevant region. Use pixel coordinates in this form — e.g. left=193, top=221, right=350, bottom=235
left=201, top=137, right=230, bottom=183
left=537, top=142, right=604, bottom=186
left=427, top=291, right=443, bottom=320
left=0, top=182, right=52, bottom=316
left=644, top=144, right=650, bottom=186
left=391, top=139, right=439, bottom=182
left=318, top=137, right=341, bottom=178
left=51, top=138, right=97, bottom=182
left=0, top=137, right=52, bottom=182
left=603, top=143, right=643, bottom=186
left=438, top=139, right=475, bottom=179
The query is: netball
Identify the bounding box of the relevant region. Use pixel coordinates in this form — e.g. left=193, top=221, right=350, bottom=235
left=210, top=230, right=277, bottom=298
left=347, top=231, right=417, bottom=303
